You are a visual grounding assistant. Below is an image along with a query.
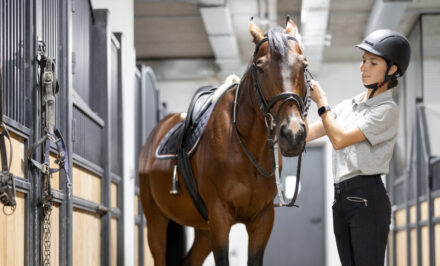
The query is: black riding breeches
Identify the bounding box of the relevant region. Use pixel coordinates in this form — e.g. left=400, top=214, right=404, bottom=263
left=332, top=175, right=391, bottom=266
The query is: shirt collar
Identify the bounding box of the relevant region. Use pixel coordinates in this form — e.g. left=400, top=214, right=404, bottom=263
left=352, top=90, right=393, bottom=107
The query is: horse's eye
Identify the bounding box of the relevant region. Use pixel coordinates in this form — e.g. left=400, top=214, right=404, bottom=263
left=256, top=65, right=264, bottom=74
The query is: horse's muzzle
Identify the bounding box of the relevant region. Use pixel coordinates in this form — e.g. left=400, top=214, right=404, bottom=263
left=278, top=119, right=306, bottom=157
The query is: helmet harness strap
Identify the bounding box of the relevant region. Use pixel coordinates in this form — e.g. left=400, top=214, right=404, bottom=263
left=364, top=61, right=394, bottom=99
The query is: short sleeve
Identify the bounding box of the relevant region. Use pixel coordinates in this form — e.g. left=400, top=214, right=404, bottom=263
left=333, top=99, right=350, bottom=119
left=356, top=103, right=399, bottom=146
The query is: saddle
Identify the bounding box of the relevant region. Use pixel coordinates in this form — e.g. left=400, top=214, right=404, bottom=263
left=155, top=85, right=216, bottom=159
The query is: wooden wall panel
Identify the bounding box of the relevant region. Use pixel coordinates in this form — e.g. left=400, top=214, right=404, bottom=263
left=420, top=201, right=428, bottom=221
left=134, top=195, right=138, bottom=216
left=144, top=226, right=154, bottom=266
left=421, top=226, right=429, bottom=266
left=436, top=224, right=440, bottom=266
left=410, top=205, right=416, bottom=224
left=73, top=209, right=101, bottom=266
left=111, top=218, right=117, bottom=266
left=411, top=229, right=417, bottom=266
left=0, top=128, right=25, bottom=178
left=396, top=230, right=407, bottom=266
left=396, top=209, right=406, bottom=227
left=111, top=182, right=118, bottom=209
left=46, top=203, right=60, bottom=266
left=72, top=165, right=101, bottom=203
left=50, top=154, right=60, bottom=190
left=435, top=197, right=440, bottom=217
left=135, top=225, right=139, bottom=266
left=0, top=192, right=25, bottom=266
left=388, top=233, right=393, bottom=266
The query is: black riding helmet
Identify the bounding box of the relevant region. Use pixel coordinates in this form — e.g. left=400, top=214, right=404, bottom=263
left=356, top=29, right=411, bottom=98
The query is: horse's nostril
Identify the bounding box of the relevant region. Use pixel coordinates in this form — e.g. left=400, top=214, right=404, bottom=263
left=280, top=124, right=293, bottom=139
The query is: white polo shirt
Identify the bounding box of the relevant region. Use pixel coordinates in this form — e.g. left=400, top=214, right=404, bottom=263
left=332, top=90, right=399, bottom=183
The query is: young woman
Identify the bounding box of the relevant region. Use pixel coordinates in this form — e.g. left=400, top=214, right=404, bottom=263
left=306, top=29, right=411, bottom=266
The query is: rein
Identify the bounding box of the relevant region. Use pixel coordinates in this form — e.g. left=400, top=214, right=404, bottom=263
left=233, top=35, right=313, bottom=207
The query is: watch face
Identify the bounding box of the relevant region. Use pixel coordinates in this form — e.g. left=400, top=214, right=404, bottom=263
left=318, top=106, right=330, bottom=116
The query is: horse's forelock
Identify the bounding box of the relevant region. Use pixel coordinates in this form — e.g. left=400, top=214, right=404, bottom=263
left=267, top=27, right=289, bottom=58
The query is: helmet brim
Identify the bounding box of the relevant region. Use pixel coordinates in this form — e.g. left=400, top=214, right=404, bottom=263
left=356, top=43, right=386, bottom=59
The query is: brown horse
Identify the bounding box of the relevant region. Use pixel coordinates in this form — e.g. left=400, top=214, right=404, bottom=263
left=139, top=17, right=309, bottom=266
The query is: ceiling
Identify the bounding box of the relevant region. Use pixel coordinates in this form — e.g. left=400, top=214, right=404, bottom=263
left=134, top=0, right=440, bottom=78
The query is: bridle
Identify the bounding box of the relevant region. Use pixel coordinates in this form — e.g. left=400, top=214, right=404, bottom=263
left=251, top=36, right=312, bottom=120
left=233, top=34, right=313, bottom=207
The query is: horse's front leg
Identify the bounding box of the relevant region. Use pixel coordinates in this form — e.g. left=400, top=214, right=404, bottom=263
left=208, top=202, right=233, bottom=266
left=246, top=203, right=275, bottom=266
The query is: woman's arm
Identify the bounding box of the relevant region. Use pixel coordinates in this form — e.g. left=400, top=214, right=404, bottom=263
left=309, top=80, right=366, bottom=150
left=306, top=120, right=326, bottom=142
left=319, top=111, right=366, bottom=150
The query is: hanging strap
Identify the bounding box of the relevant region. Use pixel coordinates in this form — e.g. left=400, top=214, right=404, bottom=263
left=0, top=67, right=17, bottom=214
left=28, top=43, right=71, bottom=200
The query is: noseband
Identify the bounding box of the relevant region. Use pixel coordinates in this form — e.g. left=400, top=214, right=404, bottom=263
left=233, top=34, right=313, bottom=207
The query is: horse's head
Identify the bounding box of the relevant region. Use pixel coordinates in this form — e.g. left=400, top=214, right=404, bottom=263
left=249, top=17, right=310, bottom=157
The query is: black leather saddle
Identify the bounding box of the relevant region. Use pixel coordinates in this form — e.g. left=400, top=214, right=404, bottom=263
left=156, top=85, right=217, bottom=159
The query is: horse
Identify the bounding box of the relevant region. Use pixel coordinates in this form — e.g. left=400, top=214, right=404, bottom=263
left=139, top=17, right=309, bottom=266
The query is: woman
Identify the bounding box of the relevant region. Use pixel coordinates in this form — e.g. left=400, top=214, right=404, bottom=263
left=306, top=29, right=411, bottom=266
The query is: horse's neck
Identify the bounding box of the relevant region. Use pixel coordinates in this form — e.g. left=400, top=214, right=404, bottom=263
left=235, top=73, right=270, bottom=152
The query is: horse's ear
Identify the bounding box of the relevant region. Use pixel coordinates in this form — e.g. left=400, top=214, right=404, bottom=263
left=249, top=17, right=264, bottom=44
left=285, top=15, right=298, bottom=36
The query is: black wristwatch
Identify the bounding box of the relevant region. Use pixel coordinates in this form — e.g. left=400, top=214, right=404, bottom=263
left=318, top=105, right=331, bottom=116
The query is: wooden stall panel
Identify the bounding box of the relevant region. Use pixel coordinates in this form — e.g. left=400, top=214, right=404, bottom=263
left=111, top=182, right=118, bottom=209
left=46, top=203, right=60, bottom=266
left=435, top=197, right=440, bottom=217
left=396, top=230, right=407, bottom=266
left=421, top=226, right=429, bottom=266
left=144, top=226, right=154, bottom=266
left=0, top=192, right=25, bottom=266
left=411, top=229, right=417, bottom=266
left=0, top=128, right=25, bottom=178
left=396, top=209, right=406, bottom=227
left=421, top=201, right=428, bottom=221
left=111, top=218, right=117, bottom=266
left=388, top=233, right=393, bottom=266
left=134, top=194, right=139, bottom=216
left=73, top=209, right=101, bottom=266
left=72, top=165, right=101, bottom=203
left=135, top=225, right=139, bottom=266
left=436, top=224, right=440, bottom=266
left=410, top=205, right=416, bottom=224
left=50, top=153, right=60, bottom=190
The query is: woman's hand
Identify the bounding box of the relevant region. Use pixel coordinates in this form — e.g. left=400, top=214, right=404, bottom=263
left=310, top=80, right=328, bottom=107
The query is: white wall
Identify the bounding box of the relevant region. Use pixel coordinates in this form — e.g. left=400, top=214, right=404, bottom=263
left=90, top=1, right=136, bottom=266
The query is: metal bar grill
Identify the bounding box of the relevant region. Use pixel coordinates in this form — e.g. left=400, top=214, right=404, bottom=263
left=0, top=0, right=26, bottom=125
left=42, top=0, right=59, bottom=60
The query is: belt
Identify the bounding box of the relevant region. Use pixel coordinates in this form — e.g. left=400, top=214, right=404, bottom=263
left=334, top=174, right=382, bottom=194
